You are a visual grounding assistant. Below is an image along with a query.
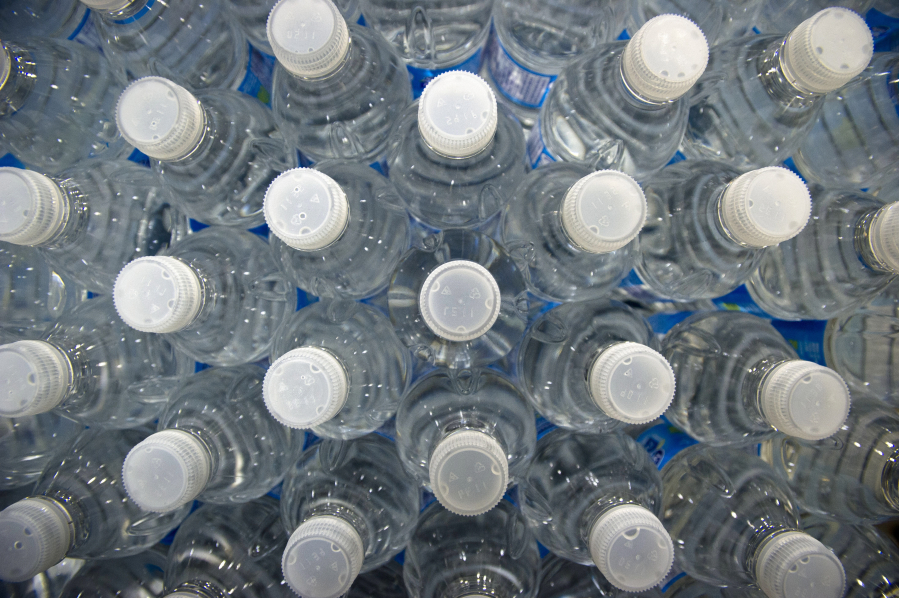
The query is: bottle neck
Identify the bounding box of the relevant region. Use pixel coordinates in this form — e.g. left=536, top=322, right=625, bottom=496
left=302, top=511, right=370, bottom=554
left=166, top=580, right=229, bottom=598
left=177, top=262, right=218, bottom=332
left=166, top=105, right=212, bottom=166
left=759, top=38, right=823, bottom=106
left=855, top=207, right=895, bottom=273
left=0, top=44, right=36, bottom=116
left=744, top=358, right=792, bottom=429
left=744, top=528, right=798, bottom=585
left=616, top=53, right=674, bottom=109
left=38, top=494, right=87, bottom=553
left=39, top=183, right=85, bottom=250
left=577, top=498, right=642, bottom=547
left=713, top=186, right=754, bottom=249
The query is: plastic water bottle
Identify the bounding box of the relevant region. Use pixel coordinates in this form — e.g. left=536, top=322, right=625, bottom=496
left=267, top=0, right=411, bottom=164
left=279, top=433, right=419, bottom=598
left=537, top=555, right=668, bottom=598
left=663, top=311, right=851, bottom=445
left=624, top=0, right=726, bottom=45
left=793, top=52, right=899, bottom=191
left=265, top=299, right=410, bottom=438
left=388, top=229, right=528, bottom=369
left=521, top=430, right=674, bottom=593
left=264, top=165, right=410, bottom=299
left=661, top=444, right=846, bottom=598
left=746, top=188, right=899, bottom=320
left=527, top=15, right=709, bottom=180
left=359, top=0, right=494, bottom=98
left=0, top=427, right=190, bottom=582
left=349, top=562, right=407, bottom=598
left=719, top=0, right=765, bottom=41
left=121, top=365, right=301, bottom=513
left=502, top=166, right=647, bottom=302
left=517, top=300, right=675, bottom=434
left=0, top=297, right=192, bottom=427
left=79, top=0, right=249, bottom=91
left=396, top=368, right=535, bottom=517
left=58, top=546, right=167, bottom=598
left=116, top=76, right=295, bottom=229
left=385, top=70, right=526, bottom=229
left=0, top=413, right=81, bottom=491
left=0, top=162, right=188, bottom=293
left=163, top=498, right=290, bottom=598
left=754, top=0, right=875, bottom=35
left=636, top=162, right=812, bottom=301
left=1, top=556, right=85, bottom=598
left=662, top=576, right=767, bottom=597
left=403, top=500, right=540, bottom=598
left=0, top=38, right=129, bottom=174
left=113, top=227, right=293, bottom=366
left=683, top=8, right=874, bottom=169
left=0, top=1, right=91, bottom=42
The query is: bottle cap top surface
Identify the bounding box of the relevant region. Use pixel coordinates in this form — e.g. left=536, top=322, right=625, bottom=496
left=267, top=0, right=350, bottom=78
left=0, top=497, right=72, bottom=582
left=588, top=342, right=675, bottom=424
left=429, top=429, right=508, bottom=516
left=264, top=168, right=349, bottom=251
left=761, top=360, right=850, bottom=441
left=264, top=347, right=349, bottom=429
left=756, top=531, right=845, bottom=598
left=870, top=202, right=899, bottom=273
left=282, top=516, right=364, bottom=598
left=561, top=170, right=646, bottom=253
left=0, top=341, right=71, bottom=418
left=114, top=257, right=203, bottom=334
left=418, top=260, right=502, bottom=342
left=0, top=168, right=67, bottom=246
left=418, top=71, right=498, bottom=158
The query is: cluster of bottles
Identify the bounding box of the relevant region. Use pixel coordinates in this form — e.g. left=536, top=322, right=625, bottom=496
left=1, top=0, right=899, bottom=597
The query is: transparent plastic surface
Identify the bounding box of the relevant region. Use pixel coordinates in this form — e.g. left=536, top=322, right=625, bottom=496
left=754, top=0, right=874, bottom=34
left=624, top=0, right=725, bottom=44
left=58, top=546, right=167, bottom=598
left=537, top=554, right=666, bottom=598
left=0, top=556, right=85, bottom=598
left=0, top=413, right=80, bottom=491
left=348, top=561, right=408, bottom=598
left=0, top=0, right=90, bottom=41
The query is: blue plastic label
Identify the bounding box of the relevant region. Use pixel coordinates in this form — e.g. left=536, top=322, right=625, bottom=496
left=113, top=0, right=157, bottom=24
left=636, top=422, right=698, bottom=470
left=483, top=25, right=556, bottom=109
left=237, top=44, right=276, bottom=106
left=525, top=122, right=556, bottom=168
left=770, top=319, right=828, bottom=365
left=0, top=153, right=25, bottom=169
left=867, top=8, right=899, bottom=52
left=711, top=285, right=772, bottom=318
left=67, top=9, right=104, bottom=53
left=407, top=47, right=484, bottom=99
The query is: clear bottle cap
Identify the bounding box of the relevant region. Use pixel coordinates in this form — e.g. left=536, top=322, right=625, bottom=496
left=419, top=260, right=501, bottom=342
left=116, top=77, right=205, bottom=161
left=113, top=257, right=203, bottom=334
left=588, top=342, right=675, bottom=424
left=561, top=170, right=647, bottom=254
left=0, top=497, right=72, bottom=582
left=870, top=202, right=899, bottom=273
left=264, top=168, right=349, bottom=251
left=282, top=516, right=364, bottom=598
left=122, top=429, right=212, bottom=513
left=418, top=71, right=499, bottom=158
left=756, top=531, right=845, bottom=598
left=429, top=429, right=508, bottom=517
left=589, top=504, right=674, bottom=593
left=760, top=360, right=850, bottom=441
left=264, top=347, right=349, bottom=429
left=621, top=14, right=709, bottom=103
left=782, top=8, right=873, bottom=94
left=267, top=0, right=350, bottom=78
left=719, top=167, right=812, bottom=248
left=0, top=168, right=68, bottom=246
left=0, top=341, right=72, bottom=418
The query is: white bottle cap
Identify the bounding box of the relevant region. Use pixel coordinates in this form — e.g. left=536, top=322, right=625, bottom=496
left=588, top=504, right=674, bottom=593
left=0, top=497, right=73, bottom=582
left=760, top=360, right=850, bottom=441
left=122, top=429, right=212, bottom=513
left=116, top=77, right=206, bottom=161
left=719, top=167, right=812, bottom=248
left=78, top=0, right=132, bottom=10
left=781, top=8, right=873, bottom=95
left=429, top=429, right=508, bottom=517
left=264, top=347, right=349, bottom=429
left=870, top=202, right=899, bottom=273
left=587, top=342, right=675, bottom=425
left=418, top=71, right=499, bottom=158
left=0, top=168, right=68, bottom=246
left=113, top=257, right=203, bottom=334
left=0, top=341, right=72, bottom=418
left=621, top=14, right=709, bottom=103
left=267, top=0, right=350, bottom=78
left=264, top=168, right=349, bottom=251
left=282, top=516, right=364, bottom=598
left=755, top=531, right=845, bottom=598
left=560, top=170, right=647, bottom=254
left=419, top=260, right=502, bottom=342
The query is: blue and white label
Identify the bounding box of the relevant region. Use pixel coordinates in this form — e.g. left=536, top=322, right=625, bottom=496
left=770, top=319, right=828, bottom=366
left=867, top=8, right=899, bottom=52
left=637, top=421, right=698, bottom=470
left=237, top=44, right=276, bottom=106
left=526, top=121, right=556, bottom=169
left=484, top=26, right=556, bottom=109
left=407, top=47, right=484, bottom=99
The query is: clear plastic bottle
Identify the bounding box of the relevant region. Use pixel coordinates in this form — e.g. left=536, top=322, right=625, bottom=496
left=521, top=430, right=674, bottom=593
left=268, top=0, right=411, bottom=164
left=537, top=555, right=667, bottom=598
left=58, top=546, right=168, bottom=598
left=403, top=500, right=540, bottom=598
left=385, top=71, right=526, bottom=229
left=663, top=311, right=851, bottom=445
left=265, top=299, right=410, bottom=439
left=624, top=0, right=726, bottom=45
left=388, top=229, right=528, bottom=369
left=0, top=38, right=129, bottom=174
left=0, top=413, right=81, bottom=491
left=163, top=498, right=291, bottom=598
left=683, top=8, right=874, bottom=169
left=349, top=561, right=408, bottom=598
left=113, top=227, right=293, bottom=366
left=1, top=556, right=86, bottom=598
left=661, top=444, right=846, bottom=598
left=0, top=297, right=192, bottom=427
left=396, top=368, right=535, bottom=516
left=116, top=76, right=296, bottom=229
left=754, top=0, right=875, bottom=35
left=121, top=365, right=302, bottom=513
left=527, top=15, right=709, bottom=180
left=517, top=300, right=675, bottom=434
left=662, top=575, right=767, bottom=597
left=501, top=166, right=647, bottom=302
left=746, top=188, right=899, bottom=320
left=264, top=164, right=410, bottom=299
left=0, top=162, right=188, bottom=293
left=0, top=1, right=91, bottom=42
left=0, top=427, right=190, bottom=582
left=80, top=0, right=249, bottom=91
left=279, top=433, right=419, bottom=598
left=636, top=162, right=812, bottom=300
left=718, top=0, right=765, bottom=40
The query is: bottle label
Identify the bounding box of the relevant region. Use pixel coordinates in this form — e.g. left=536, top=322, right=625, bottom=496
left=867, top=8, right=899, bottom=52
left=67, top=9, right=104, bottom=54
left=526, top=121, right=556, bottom=169
left=636, top=421, right=698, bottom=470
left=710, top=285, right=773, bottom=318
left=483, top=25, right=556, bottom=109
left=237, top=44, right=276, bottom=106
left=769, top=319, right=828, bottom=365
left=406, top=47, right=484, bottom=99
